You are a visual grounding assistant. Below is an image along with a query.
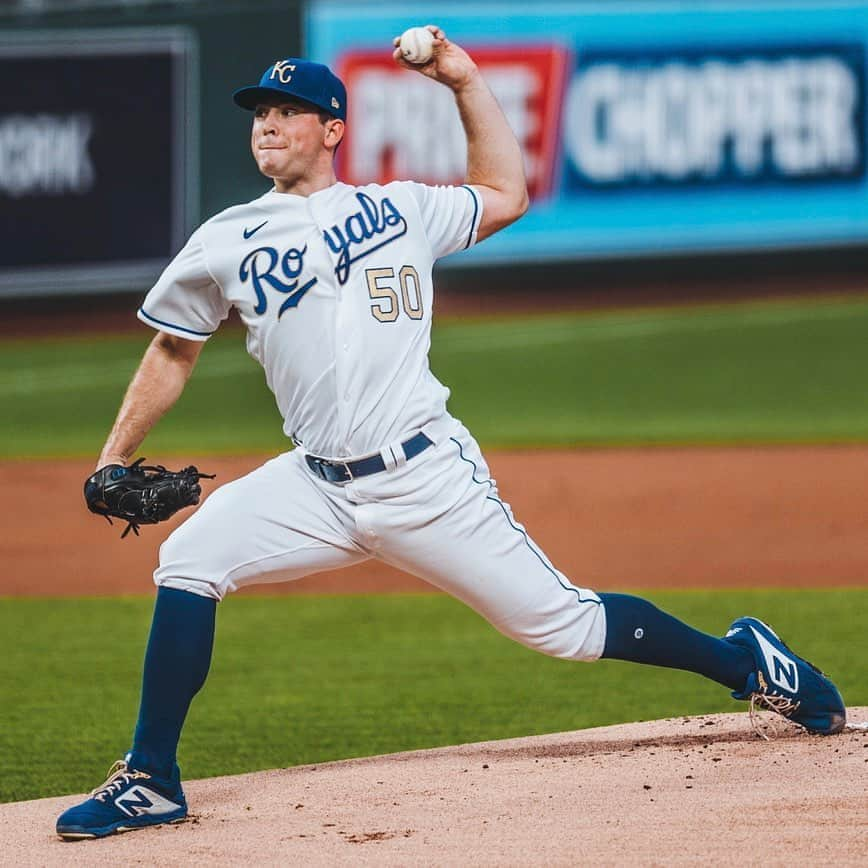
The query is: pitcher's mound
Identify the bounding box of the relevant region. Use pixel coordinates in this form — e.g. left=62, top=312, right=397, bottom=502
left=4, top=709, right=866, bottom=866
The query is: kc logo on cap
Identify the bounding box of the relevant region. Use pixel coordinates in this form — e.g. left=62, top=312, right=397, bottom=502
left=233, top=58, right=348, bottom=121
left=270, top=61, right=296, bottom=84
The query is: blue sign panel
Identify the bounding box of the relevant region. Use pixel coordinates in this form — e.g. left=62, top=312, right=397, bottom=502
left=308, top=1, right=868, bottom=264
left=563, top=44, right=865, bottom=190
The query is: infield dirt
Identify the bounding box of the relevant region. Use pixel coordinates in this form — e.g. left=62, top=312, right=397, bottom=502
left=2, top=445, right=867, bottom=595
left=3, top=708, right=866, bottom=866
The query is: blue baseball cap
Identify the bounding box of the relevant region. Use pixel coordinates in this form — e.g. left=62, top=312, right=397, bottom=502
left=233, top=58, right=347, bottom=121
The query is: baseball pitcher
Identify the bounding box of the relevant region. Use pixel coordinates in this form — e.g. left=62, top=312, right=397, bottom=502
left=57, top=26, right=846, bottom=839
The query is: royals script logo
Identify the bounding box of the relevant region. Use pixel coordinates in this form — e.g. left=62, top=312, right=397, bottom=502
left=238, top=192, right=408, bottom=318
left=322, top=192, right=407, bottom=284
left=239, top=243, right=316, bottom=318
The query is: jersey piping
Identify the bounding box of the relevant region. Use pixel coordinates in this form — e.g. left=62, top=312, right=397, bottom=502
left=137, top=308, right=213, bottom=338
left=460, top=185, right=481, bottom=249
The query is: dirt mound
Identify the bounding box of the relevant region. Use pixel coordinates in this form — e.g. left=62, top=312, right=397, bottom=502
left=3, top=709, right=866, bottom=866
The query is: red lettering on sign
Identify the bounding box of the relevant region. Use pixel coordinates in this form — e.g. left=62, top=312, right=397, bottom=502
left=336, top=45, right=569, bottom=200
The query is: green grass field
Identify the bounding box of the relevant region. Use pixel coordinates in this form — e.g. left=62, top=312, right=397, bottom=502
left=1, top=590, right=865, bottom=803
left=3, top=294, right=868, bottom=457
left=2, top=295, right=866, bottom=804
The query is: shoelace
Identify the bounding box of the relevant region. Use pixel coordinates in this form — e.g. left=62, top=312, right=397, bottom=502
left=90, top=760, right=151, bottom=802
left=747, top=672, right=802, bottom=741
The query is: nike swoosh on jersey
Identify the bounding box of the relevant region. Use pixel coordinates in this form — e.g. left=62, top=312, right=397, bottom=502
left=243, top=220, right=269, bottom=239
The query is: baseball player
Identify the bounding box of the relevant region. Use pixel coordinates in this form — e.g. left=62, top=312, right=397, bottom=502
left=56, top=26, right=846, bottom=840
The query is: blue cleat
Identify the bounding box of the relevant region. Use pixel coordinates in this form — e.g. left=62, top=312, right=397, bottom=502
left=56, top=758, right=187, bottom=840
left=724, top=617, right=846, bottom=735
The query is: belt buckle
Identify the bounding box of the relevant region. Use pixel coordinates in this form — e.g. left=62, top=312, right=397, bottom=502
left=308, top=454, right=353, bottom=484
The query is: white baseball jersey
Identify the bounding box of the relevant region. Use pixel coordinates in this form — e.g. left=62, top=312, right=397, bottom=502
left=145, top=180, right=606, bottom=663
left=139, top=181, right=482, bottom=458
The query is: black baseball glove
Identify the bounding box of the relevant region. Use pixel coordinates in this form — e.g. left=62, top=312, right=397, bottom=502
left=84, top=458, right=215, bottom=538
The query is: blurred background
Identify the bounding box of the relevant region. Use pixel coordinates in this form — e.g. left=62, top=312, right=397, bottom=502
left=2, top=0, right=868, bottom=312
left=3, top=0, right=868, bottom=454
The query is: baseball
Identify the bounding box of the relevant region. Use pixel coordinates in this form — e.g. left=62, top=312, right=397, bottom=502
left=399, top=26, right=435, bottom=65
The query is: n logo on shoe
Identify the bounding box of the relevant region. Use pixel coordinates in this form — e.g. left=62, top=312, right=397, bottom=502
left=751, top=627, right=799, bottom=693
left=772, top=656, right=798, bottom=691
left=115, top=787, right=181, bottom=818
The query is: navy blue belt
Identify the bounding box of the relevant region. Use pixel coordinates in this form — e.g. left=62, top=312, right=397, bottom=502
left=304, top=431, right=433, bottom=484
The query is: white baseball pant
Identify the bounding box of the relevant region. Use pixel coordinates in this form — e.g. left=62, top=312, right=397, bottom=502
left=155, top=417, right=606, bottom=661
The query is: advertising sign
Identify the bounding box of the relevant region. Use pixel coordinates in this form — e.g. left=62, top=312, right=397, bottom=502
left=0, top=29, right=197, bottom=297
left=308, top=1, right=868, bottom=264
left=338, top=45, right=568, bottom=200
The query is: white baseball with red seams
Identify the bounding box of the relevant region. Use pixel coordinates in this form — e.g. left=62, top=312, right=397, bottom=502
left=139, top=177, right=605, bottom=660
left=399, top=27, right=435, bottom=65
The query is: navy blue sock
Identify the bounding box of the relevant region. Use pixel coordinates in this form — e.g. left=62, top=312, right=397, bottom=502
left=599, top=593, right=753, bottom=691
left=129, top=587, right=216, bottom=779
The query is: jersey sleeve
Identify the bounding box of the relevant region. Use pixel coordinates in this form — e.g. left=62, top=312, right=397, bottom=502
left=403, top=182, right=484, bottom=260
left=137, top=228, right=230, bottom=341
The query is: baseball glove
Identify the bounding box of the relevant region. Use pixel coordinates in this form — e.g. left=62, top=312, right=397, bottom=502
left=84, top=458, right=215, bottom=538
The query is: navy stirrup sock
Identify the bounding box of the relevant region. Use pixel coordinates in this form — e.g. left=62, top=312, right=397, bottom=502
left=129, top=586, right=216, bottom=779
left=599, top=593, right=753, bottom=691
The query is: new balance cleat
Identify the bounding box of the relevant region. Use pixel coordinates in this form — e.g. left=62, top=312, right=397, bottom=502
left=56, top=758, right=187, bottom=840
left=724, top=616, right=846, bottom=735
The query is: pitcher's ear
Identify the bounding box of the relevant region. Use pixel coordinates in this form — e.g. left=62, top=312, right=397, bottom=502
left=325, top=117, right=345, bottom=149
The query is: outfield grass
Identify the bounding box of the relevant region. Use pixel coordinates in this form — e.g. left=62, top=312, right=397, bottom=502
left=3, top=295, right=868, bottom=458
left=1, top=589, right=864, bottom=803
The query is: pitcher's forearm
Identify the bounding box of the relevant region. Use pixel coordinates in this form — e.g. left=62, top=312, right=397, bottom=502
left=98, top=354, right=189, bottom=467
left=98, top=334, right=202, bottom=469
